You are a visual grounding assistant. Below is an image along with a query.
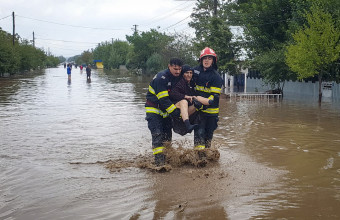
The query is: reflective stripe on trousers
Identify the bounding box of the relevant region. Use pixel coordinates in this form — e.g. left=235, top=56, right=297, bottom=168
left=145, top=113, right=172, bottom=151
left=194, top=114, right=218, bottom=149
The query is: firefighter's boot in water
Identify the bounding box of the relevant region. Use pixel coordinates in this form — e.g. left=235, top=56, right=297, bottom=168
left=197, top=151, right=207, bottom=167
left=154, top=153, right=166, bottom=167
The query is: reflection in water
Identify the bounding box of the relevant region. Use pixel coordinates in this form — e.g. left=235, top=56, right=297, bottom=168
left=149, top=168, right=229, bottom=219
left=0, top=66, right=340, bottom=219
left=216, top=98, right=340, bottom=218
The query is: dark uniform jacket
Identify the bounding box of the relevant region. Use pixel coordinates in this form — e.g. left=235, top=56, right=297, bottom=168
left=145, top=69, right=181, bottom=118
left=193, top=65, right=223, bottom=117
left=169, top=77, right=196, bottom=104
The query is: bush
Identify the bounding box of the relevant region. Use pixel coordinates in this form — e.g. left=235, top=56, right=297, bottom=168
left=146, top=53, right=164, bottom=74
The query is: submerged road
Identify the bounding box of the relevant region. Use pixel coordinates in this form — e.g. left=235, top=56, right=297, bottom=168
left=0, top=65, right=340, bottom=219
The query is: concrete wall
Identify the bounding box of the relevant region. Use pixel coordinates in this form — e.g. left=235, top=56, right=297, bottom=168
left=246, top=78, right=340, bottom=100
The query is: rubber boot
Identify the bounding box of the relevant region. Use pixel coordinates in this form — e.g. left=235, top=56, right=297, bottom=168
left=184, top=119, right=197, bottom=133
left=154, top=153, right=166, bottom=167
left=198, top=151, right=206, bottom=160
left=197, top=151, right=207, bottom=167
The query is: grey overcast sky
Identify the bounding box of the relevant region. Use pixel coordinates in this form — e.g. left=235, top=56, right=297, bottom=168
left=0, top=0, right=196, bottom=58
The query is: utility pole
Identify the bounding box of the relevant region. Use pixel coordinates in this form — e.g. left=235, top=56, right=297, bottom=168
left=33, top=31, right=35, bottom=48
left=133, top=24, right=138, bottom=34
left=213, top=0, right=217, bottom=17
left=12, top=11, right=15, bottom=46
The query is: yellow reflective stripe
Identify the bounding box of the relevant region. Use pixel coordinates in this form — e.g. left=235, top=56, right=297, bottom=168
left=195, top=85, right=211, bottom=93
left=196, top=105, right=203, bottom=111
left=145, top=107, right=169, bottom=118
left=208, top=95, right=214, bottom=100
left=156, top=91, right=169, bottom=99
left=210, top=86, right=221, bottom=94
left=195, top=145, right=205, bottom=150
left=146, top=107, right=162, bottom=114
left=196, top=85, right=221, bottom=94
left=166, top=104, right=176, bottom=114
left=149, top=85, right=156, bottom=95
left=202, top=108, right=219, bottom=114
left=153, top=147, right=165, bottom=155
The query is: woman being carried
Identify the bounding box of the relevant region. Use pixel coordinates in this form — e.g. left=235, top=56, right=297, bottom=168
left=169, top=64, right=217, bottom=135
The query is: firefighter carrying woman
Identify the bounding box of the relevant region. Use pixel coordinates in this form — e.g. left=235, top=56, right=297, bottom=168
left=145, top=47, right=223, bottom=167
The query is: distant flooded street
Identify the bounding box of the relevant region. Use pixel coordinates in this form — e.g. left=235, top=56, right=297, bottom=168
left=1, top=66, right=339, bottom=219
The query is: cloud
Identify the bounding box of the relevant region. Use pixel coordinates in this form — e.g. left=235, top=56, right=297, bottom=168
left=0, top=0, right=195, bottom=57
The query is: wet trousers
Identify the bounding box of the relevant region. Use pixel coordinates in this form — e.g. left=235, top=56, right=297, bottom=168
left=194, top=114, right=218, bottom=149
left=146, top=113, right=172, bottom=153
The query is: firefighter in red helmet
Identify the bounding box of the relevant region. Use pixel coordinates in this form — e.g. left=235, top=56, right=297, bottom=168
left=193, top=47, right=223, bottom=161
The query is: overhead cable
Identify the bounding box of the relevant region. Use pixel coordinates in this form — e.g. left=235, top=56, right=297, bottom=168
left=36, top=37, right=98, bottom=44
left=16, top=15, right=127, bottom=31
left=142, top=1, right=193, bottom=27
left=0, top=14, right=11, bottom=20
left=162, top=15, right=191, bottom=30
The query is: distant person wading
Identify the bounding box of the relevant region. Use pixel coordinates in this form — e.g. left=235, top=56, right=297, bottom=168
left=67, top=63, right=72, bottom=80
left=86, top=64, right=91, bottom=80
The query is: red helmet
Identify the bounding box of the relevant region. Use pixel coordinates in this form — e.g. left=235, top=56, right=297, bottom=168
left=199, top=47, right=217, bottom=62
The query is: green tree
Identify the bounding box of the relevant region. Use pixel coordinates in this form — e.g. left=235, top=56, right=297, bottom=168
left=80, top=50, right=93, bottom=66
left=146, top=53, right=163, bottom=74
left=285, top=5, right=340, bottom=102
left=234, top=0, right=293, bottom=55
left=45, top=55, right=60, bottom=68
left=254, top=48, right=295, bottom=93
left=58, top=56, right=66, bottom=63
left=0, top=29, right=20, bottom=75
left=228, top=0, right=295, bottom=92
left=68, top=55, right=81, bottom=63
left=93, top=40, right=131, bottom=70
left=108, top=40, right=130, bottom=69
left=126, top=29, right=173, bottom=73
left=0, top=28, right=60, bottom=75
left=166, top=33, right=197, bottom=67
left=19, top=40, right=46, bottom=71
left=189, top=0, right=235, bottom=73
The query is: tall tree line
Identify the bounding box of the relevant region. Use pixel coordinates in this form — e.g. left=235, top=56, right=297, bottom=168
left=0, top=28, right=62, bottom=76
left=90, top=30, right=198, bottom=74
left=223, top=0, right=340, bottom=101
left=74, top=0, right=340, bottom=102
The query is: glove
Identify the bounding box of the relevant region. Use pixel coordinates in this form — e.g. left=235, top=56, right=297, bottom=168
left=208, top=94, right=219, bottom=105
left=193, top=98, right=203, bottom=110
left=170, top=108, right=181, bottom=118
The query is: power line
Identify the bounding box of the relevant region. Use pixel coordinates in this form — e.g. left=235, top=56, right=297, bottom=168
left=0, top=14, right=11, bottom=20
left=36, top=37, right=98, bottom=44
left=35, top=44, right=85, bottom=52
left=161, top=15, right=191, bottom=31
left=35, top=40, right=93, bottom=49
left=16, top=15, right=127, bottom=31
left=141, top=1, right=194, bottom=27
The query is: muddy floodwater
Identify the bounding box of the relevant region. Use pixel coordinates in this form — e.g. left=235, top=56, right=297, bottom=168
left=1, top=66, right=340, bottom=219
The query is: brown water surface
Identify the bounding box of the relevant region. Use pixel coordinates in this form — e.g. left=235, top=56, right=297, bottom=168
left=0, top=66, right=339, bottom=219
